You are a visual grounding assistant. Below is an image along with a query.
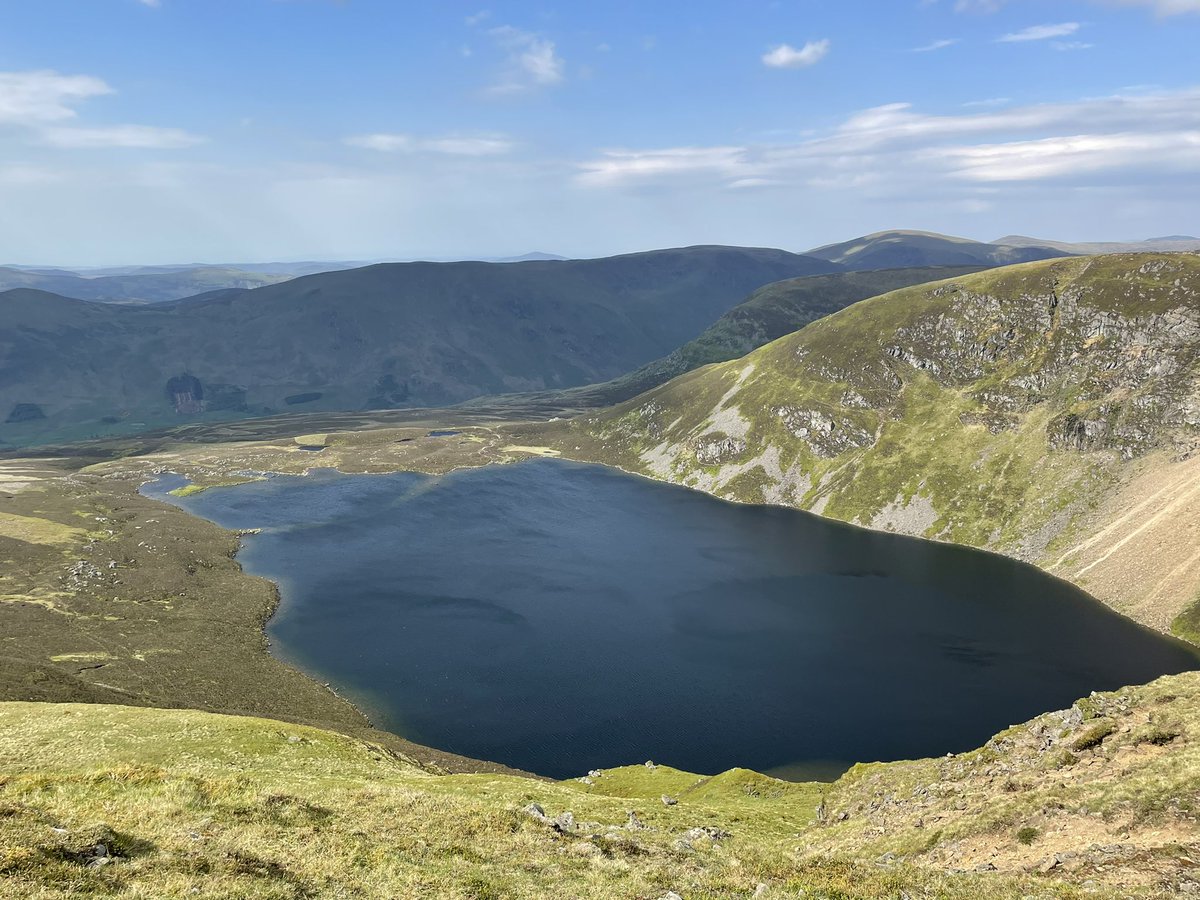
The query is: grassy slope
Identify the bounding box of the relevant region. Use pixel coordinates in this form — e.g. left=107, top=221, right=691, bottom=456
left=558, top=253, right=1200, bottom=633
left=511, top=266, right=987, bottom=409
left=0, top=247, right=839, bottom=448
left=1, top=696, right=1168, bottom=899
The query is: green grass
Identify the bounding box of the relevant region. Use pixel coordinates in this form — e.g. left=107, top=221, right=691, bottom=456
left=0, top=700, right=1142, bottom=899
left=564, top=252, right=1200, bottom=571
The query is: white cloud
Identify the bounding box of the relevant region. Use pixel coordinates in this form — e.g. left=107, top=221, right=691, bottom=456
left=933, top=131, right=1200, bottom=181
left=138, top=0, right=162, bottom=7
left=486, top=26, right=564, bottom=94
left=345, top=133, right=514, bottom=156
left=762, top=40, right=830, bottom=68
left=465, top=10, right=490, bottom=26
left=0, top=70, right=199, bottom=151
left=40, top=125, right=203, bottom=149
left=998, top=22, right=1081, bottom=42
left=911, top=38, right=960, bottom=52
left=577, top=147, right=748, bottom=187
left=0, top=70, right=113, bottom=123
left=575, top=86, right=1200, bottom=192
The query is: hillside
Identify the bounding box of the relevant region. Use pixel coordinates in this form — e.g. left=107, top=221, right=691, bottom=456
left=0, top=246, right=840, bottom=446
left=805, top=230, right=1070, bottom=271
left=0, top=266, right=292, bottom=304
left=559, top=254, right=1200, bottom=637
left=5, top=675, right=1199, bottom=898
left=514, top=266, right=987, bottom=409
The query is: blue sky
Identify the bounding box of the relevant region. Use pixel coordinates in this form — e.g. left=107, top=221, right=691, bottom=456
left=1, top=0, right=1198, bottom=264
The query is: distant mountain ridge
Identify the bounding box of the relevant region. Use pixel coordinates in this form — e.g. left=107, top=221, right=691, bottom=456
left=804, top=229, right=1070, bottom=270
left=0, top=266, right=293, bottom=305
left=0, top=245, right=840, bottom=445
left=994, top=234, right=1200, bottom=255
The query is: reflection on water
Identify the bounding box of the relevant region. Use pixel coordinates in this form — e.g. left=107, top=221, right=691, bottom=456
left=148, top=460, right=1200, bottom=780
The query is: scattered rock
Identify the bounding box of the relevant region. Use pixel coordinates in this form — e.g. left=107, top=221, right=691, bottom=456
left=626, top=810, right=647, bottom=831
left=551, top=811, right=576, bottom=833
left=522, top=803, right=548, bottom=824
left=681, top=825, right=730, bottom=843
left=644, top=760, right=657, bottom=770
left=661, top=795, right=678, bottom=806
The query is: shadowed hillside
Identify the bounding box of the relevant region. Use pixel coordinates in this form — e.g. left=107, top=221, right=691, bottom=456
left=525, top=265, right=989, bottom=408
left=0, top=245, right=839, bottom=446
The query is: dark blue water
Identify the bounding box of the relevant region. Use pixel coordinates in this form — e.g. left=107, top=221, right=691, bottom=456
left=147, top=461, right=1200, bottom=780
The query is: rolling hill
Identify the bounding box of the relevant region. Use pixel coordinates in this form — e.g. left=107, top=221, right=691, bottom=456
left=994, top=234, right=1200, bottom=256
left=504, top=266, right=988, bottom=409
left=805, top=230, right=1070, bottom=271
left=0, top=245, right=840, bottom=445
left=0, top=266, right=293, bottom=304
left=559, top=253, right=1200, bottom=638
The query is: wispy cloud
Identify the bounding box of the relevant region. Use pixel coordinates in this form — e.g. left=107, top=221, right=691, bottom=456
left=762, top=40, right=831, bottom=68
left=578, top=147, right=747, bottom=186
left=0, top=70, right=113, bottom=123
left=575, top=86, right=1200, bottom=192
left=911, top=38, right=960, bottom=52
left=0, top=69, right=199, bottom=150
left=932, top=131, right=1200, bottom=181
left=137, top=0, right=161, bottom=7
left=40, top=124, right=203, bottom=149
left=345, top=133, right=514, bottom=156
left=997, top=22, right=1081, bottom=42
left=485, top=26, right=565, bottom=94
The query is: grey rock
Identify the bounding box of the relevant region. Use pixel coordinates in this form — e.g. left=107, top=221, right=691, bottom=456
left=522, top=803, right=548, bottom=823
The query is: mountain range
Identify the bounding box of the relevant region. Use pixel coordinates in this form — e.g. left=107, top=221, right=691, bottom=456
left=0, top=245, right=840, bottom=444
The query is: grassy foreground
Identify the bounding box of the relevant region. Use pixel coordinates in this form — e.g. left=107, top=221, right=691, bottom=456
left=1, top=696, right=1172, bottom=900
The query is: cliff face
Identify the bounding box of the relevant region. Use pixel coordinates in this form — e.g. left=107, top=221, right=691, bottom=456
left=563, top=253, right=1200, bottom=635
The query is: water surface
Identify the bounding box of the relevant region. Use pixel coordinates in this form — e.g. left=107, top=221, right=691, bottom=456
left=149, top=461, right=1200, bottom=779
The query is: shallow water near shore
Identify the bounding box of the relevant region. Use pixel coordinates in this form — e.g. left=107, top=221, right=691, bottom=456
left=147, top=460, right=1200, bottom=780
